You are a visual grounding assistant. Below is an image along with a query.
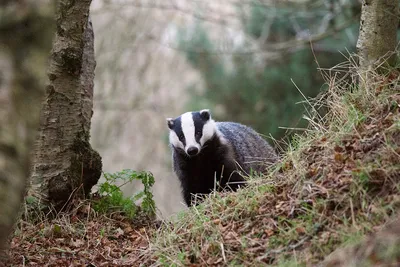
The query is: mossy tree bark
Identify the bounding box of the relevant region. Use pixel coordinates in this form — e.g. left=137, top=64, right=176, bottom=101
left=29, top=0, right=102, bottom=211
left=356, top=0, right=399, bottom=70
left=0, top=1, right=55, bottom=262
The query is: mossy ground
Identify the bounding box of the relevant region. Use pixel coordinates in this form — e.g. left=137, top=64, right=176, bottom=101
left=149, top=58, right=400, bottom=266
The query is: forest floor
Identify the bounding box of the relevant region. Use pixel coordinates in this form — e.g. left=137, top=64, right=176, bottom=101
left=5, top=60, right=400, bottom=266
left=6, top=202, right=158, bottom=266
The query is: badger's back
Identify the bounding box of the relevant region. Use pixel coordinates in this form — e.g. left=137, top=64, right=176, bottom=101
left=216, top=122, right=278, bottom=173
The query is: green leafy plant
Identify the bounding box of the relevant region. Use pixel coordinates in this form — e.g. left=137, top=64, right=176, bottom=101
left=93, top=169, right=156, bottom=218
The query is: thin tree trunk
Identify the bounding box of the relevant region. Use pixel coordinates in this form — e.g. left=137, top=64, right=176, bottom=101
left=29, top=0, right=102, bottom=211
left=356, top=0, right=399, bottom=70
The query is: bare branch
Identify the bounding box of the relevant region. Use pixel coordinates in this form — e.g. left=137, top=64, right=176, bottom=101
left=144, top=18, right=357, bottom=55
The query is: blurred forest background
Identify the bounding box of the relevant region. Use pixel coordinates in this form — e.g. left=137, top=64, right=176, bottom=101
left=0, top=0, right=361, bottom=217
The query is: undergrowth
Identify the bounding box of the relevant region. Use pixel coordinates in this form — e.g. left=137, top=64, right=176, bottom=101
left=93, top=169, right=156, bottom=219
left=149, top=55, right=400, bottom=266
left=7, top=170, right=158, bottom=266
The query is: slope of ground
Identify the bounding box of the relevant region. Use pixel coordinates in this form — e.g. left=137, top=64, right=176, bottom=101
left=5, top=58, right=400, bottom=267
left=149, top=59, right=400, bottom=266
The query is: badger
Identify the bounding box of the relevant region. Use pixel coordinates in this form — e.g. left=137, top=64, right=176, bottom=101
left=167, top=109, right=278, bottom=206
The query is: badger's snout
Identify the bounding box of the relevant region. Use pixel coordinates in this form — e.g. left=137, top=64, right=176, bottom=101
left=186, top=146, right=199, bottom=156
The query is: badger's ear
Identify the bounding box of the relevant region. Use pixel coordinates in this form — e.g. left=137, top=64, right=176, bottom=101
left=200, top=109, right=211, bottom=121
left=166, top=118, right=174, bottom=129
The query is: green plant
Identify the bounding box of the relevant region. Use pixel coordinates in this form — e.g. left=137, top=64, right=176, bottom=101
left=93, top=169, right=156, bottom=218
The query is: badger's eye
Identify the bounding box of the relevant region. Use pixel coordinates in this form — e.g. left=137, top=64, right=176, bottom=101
left=179, top=134, right=184, bottom=140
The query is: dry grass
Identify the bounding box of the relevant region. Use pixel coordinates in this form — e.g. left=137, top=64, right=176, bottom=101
left=149, top=56, right=400, bottom=266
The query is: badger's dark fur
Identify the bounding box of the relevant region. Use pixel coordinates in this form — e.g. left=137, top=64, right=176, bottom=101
left=167, top=110, right=277, bottom=206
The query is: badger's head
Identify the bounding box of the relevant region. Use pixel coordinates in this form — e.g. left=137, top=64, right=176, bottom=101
left=167, top=109, right=217, bottom=157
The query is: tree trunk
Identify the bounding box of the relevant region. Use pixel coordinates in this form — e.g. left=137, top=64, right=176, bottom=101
left=0, top=51, right=28, bottom=262
left=0, top=1, right=55, bottom=262
left=356, top=0, right=399, bottom=70
left=29, top=0, right=102, bottom=211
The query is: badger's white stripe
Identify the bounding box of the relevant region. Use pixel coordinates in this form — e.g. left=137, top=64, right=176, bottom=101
left=181, top=112, right=200, bottom=152
left=200, top=119, right=217, bottom=146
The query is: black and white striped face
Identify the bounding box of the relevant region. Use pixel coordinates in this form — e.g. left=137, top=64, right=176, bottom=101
left=167, top=109, right=217, bottom=157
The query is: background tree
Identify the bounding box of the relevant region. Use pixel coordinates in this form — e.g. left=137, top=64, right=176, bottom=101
left=0, top=0, right=55, bottom=261
left=29, top=0, right=102, bottom=211
left=356, top=0, right=399, bottom=70
left=0, top=1, right=55, bottom=159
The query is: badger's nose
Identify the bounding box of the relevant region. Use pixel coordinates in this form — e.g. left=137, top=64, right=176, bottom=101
left=187, top=146, right=199, bottom=156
